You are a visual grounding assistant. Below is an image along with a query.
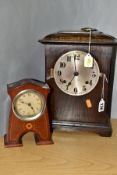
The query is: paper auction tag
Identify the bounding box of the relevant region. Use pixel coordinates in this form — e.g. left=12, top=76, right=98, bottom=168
left=84, top=53, right=93, bottom=67
left=98, top=98, right=105, bottom=112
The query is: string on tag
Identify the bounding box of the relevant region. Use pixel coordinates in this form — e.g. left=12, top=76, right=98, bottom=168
left=101, top=74, right=108, bottom=99
left=84, top=29, right=93, bottom=67
left=88, top=29, right=91, bottom=53
left=98, top=74, right=108, bottom=112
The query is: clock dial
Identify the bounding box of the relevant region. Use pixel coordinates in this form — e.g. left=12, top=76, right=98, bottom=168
left=54, top=50, right=100, bottom=96
left=12, top=89, right=45, bottom=121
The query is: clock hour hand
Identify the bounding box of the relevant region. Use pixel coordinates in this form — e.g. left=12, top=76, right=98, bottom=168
left=66, top=68, right=79, bottom=91
left=66, top=75, right=75, bottom=90
left=28, top=103, right=35, bottom=114
left=20, top=101, right=35, bottom=114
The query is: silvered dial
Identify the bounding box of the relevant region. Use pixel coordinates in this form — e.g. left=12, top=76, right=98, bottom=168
left=12, top=89, right=45, bottom=121
left=54, top=50, right=100, bottom=96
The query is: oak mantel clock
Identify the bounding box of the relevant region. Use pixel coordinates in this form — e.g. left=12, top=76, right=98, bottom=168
left=39, top=27, right=117, bottom=136
left=4, top=79, right=53, bottom=147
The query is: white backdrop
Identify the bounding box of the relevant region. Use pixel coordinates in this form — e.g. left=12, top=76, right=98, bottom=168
left=0, top=0, right=117, bottom=135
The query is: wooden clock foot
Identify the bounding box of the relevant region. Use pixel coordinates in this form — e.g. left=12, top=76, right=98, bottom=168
left=34, top=134, right=53, bottom=145
left=4, top=134, right=23, bottom=148
left=98, top=130, right=112, bottom=137
left=97, top=125, right=112, bottom=137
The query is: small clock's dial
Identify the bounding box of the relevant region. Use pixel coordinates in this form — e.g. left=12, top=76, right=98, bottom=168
left=54, top=50, right=100, bottom=96
left=12, top=89, right=45, bottom=121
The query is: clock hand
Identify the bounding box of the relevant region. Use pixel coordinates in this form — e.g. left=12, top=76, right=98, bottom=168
left=66, top=75, right=75, bottom=90
left=66, top=71, right=80, bottom=91
left=74, top=55, right=77, bottom=72
left=20, top=101, right=35, bottom=114
left=65, top=55, right=79, bottom=90
left=27, top=103, right=35, bottom=114
left=73, top=55, right=79, bottom=77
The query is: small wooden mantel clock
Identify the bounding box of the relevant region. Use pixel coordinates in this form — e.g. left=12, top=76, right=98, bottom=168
left=39, top=27, right=117, bottom=137
left=4, top=79, right=53, bottom=147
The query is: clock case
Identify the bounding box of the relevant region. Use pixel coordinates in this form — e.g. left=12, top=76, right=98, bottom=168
left=39, top=28, right=117, bottom=136
left=4, top=79, right=53, bottom=147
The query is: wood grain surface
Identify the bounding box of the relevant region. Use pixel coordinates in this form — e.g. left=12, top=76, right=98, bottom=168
left=0, top=119, right=117, bottom=175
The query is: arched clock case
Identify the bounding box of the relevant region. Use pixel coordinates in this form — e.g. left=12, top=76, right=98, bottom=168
left=39, top=28, right=117, bottom=136
left=4, top=79, right=53, bottom=147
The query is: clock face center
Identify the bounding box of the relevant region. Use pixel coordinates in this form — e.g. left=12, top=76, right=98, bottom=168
left=27, top=103, right=31, bottom=106
left=74, top=72, right=79, bottom=76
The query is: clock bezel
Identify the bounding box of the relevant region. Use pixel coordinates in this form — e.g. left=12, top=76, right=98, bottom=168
left=12, top=89, right=46, bottom=121
left=53, top=50, right=100, bottom=96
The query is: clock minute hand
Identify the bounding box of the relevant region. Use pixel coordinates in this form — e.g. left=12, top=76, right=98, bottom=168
left=74, top=55, right=77, bottom=72
left=20, top=101, right=35, bottom=114
left=73, top=55, right=80, bottom=77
